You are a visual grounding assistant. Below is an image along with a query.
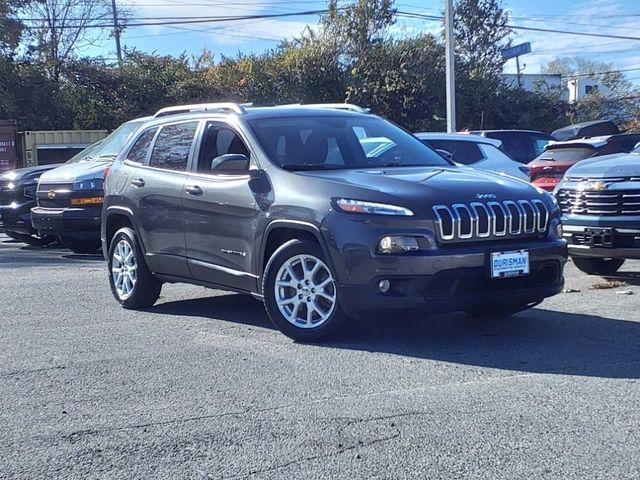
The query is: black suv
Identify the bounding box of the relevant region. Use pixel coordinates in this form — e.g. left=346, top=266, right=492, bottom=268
left=102, top=103, right=567, bottom=340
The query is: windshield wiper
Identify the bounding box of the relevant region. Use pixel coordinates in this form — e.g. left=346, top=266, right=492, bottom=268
left=281, top=164, right=342, bottom=171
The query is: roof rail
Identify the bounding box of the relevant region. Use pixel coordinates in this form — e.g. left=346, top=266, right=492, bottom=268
left=277, top=103, right=371, bottom=114
left=153, top=102, right=246, bottom=118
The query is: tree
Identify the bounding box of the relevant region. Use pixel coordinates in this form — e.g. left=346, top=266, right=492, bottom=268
left=454, top=0, right=512, bottom=78
left=0, top=0, right=27, bottom=53
left=21, top=0, right=127, bottom=80
left=541, top=56, right=630, bottom=93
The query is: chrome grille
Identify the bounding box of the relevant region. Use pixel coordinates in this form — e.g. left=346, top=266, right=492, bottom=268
left=557, top=188, right=640, bottom=215
left=432, top=199, right=549, bottom=242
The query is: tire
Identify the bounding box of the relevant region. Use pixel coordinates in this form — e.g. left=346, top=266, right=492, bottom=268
left=107, top=227, right=162, bottom=309
left=6, top=232, right=55, bottom=246
left=263, top=239, right=347, bottom=342
left=59, top=235, right=102, bottom=254
left=465, top=301, right=539, bottom=319
left=572, top=257, right=625, bottom=276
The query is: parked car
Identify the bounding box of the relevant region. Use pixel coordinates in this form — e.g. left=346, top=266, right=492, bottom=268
left=31, top=117, right=150, bottom=253
left=470, top=129, right=555, bottom=164
left=551, top=120, right=620, bottom=142
left=0, top=141, right=104, bottom=245
left=528, top=133, right=640, bottom=192
left=415, top=132, right=530, bottom=181
left=555, top=148, right=640, bottom=274
left=101, top=102, right=566, bottom=341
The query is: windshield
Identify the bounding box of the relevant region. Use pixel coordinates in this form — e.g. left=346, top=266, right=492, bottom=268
left=248, top=116, right=450, bottom=170
left=67, top=121, right=143, bottom=164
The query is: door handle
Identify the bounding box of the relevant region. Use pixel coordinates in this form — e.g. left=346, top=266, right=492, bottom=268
left=131, top=178, right=145, bottom=188
left=185, top=185, right=203, bottom=196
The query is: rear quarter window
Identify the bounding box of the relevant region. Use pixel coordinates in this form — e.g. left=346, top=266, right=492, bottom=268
left=126, top=127, right=158, bottom=164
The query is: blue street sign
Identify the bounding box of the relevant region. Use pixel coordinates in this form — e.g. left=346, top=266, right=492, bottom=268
left=501, top=42, right=532, bottom=61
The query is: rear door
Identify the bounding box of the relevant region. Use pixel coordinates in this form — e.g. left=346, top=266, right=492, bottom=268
left=127, top=121, right=199, bottom=277
left=182, top=121, right=262, bottom=292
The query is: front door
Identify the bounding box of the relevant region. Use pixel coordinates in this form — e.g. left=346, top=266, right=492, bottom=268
left=128, top=121, right=199, bottom=277
left=182, top=122, right=263, bottom=292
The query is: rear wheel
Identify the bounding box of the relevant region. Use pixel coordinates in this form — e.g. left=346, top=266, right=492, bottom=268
left=59, top=235, right=102, bottom=254
left=108, top=227, right=161, bottom=309
left=572, top=257, right=625, bottom=275
left=263, top=239, right=346, bottom=342
left=6, top=232, right=55, bottom=246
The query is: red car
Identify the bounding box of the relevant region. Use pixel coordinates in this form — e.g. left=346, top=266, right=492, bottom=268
left=528, top=133, right=640, bottom=191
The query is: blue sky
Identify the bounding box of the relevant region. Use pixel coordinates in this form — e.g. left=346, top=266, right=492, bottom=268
left=90, top=0, right=640, bottom=79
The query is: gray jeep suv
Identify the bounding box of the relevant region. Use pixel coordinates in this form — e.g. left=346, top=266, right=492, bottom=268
left=102, top=103, right=567, bottom=341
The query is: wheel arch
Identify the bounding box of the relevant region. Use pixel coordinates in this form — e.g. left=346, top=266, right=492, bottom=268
left=103, top=206, right=138, bottom=253
left=259, top=220, right=335, bottom=294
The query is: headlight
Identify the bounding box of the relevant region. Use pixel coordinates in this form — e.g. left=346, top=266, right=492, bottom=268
left=335, top=198, right=414, bottom=216
left=73, top=178, right=104, bottom=191
left=6, top=182, right=15, bottom=190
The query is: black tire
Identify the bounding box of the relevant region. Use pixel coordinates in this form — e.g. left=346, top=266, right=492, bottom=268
left=465, top=301, right=539, bottom=319
left=263, top=239, right=347, bottom=342
left=572, top=257, right=625, bottom=276
left=59, top=235, right=102, bottom=254
left=107, top=227, right=162, bottom=309
left=6, top=232, right=55, bottom=246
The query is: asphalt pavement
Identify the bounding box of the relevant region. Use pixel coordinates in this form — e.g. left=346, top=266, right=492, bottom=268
left=1, top=234, right=640, bottom=479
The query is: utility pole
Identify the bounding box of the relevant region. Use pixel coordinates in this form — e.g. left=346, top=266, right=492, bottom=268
left=516, top=55, right=522, bottom=88
left=111, top=0, right=122, bottom=67
left=445, top=0, right=456, bottom=132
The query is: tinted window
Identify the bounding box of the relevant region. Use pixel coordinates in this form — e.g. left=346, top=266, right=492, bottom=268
left=149, top=122, right=198, bottom=171
left=248, top=116, right=449, bottom=169
left=127, top=127, right=157, bottom=164
left=197, top=123, right=250, bottom=173
left=532, top=135, right=552, bottom=157
left=533, top=147, right=595, bottom=162
left=489, top=133, right=531, bottom=163
left=421, top=140, right=484, bottom=165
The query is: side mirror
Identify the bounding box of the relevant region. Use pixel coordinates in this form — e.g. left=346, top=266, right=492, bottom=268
left=211, top=153, right=250, bottom=173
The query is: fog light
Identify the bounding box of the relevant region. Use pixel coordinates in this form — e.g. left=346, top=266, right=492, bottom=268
left=378, top=279, right=391, bottom=293
left=378, top=235, right=420, bottom=254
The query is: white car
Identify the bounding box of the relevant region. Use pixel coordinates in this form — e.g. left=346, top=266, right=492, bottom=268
left=415, top=132, right=531, bottom=181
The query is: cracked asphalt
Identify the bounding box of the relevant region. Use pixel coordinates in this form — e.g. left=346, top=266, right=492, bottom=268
left=1, top=233, right=640, bottom=479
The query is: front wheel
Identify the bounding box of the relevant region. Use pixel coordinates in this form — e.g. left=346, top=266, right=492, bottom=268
left=572, top=257, right=625, bottom=275
left=59, top=235, right=102, bottom=254
left=6, top=232, right=55, bottom=246
left=263, top=239, right=347, bottom=342
left=108, top=227, right=162, bottom=309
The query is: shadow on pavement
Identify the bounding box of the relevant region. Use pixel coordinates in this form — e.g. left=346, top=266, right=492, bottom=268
left=603, top=270, right=640, bottom=287
left=153, top=293, right=640, bottom=379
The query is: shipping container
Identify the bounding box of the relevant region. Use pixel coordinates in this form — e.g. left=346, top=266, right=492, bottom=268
left=18, top=129, right=109, bottom=167
left=0, top=120, right=19, bottom=174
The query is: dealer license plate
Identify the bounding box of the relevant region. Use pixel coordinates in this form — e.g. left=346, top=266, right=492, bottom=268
left=491, top=250, right=530, bottom=279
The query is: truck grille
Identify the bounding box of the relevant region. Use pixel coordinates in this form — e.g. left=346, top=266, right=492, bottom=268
left=432, top=199, right=550, bottom=242
left=36, top=183, right=73, bottom=208
left=557, top=188, right=640, bottom=215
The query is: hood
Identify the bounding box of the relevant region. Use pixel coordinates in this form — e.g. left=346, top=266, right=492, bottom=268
left=564, top=152, right=640, bottom=179
left=0, top=164, right=63, bottom=183
left=37, top=159, right=112, bottom=184
left=298, top=166, right=545, bottom=210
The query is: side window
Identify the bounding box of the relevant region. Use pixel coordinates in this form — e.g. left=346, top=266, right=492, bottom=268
left=197, top=123, right=250, bottom=173
left=532, top=135, right=552, bottom=157
left=149, top=122, right=198, bottom=171
left=126, top=127, right=157, bottom=164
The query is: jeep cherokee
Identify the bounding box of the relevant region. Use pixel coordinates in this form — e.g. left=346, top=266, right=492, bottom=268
left=102, top=103, right=567, bottom=341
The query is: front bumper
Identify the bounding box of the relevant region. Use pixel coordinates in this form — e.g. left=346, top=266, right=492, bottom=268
left=31, top=206, right=101, bottom=239
left=562, top=224, right=640, bottom=260
left=321, top=212, right=567, bottom=317
left=0, top=201, right=37, bottom=234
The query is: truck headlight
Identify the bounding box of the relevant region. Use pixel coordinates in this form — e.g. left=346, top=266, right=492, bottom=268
left=335, top=198, right=414, bottom=216
left=73, top=179, right=104, bottom=191
left=378, top=235, right=435, bottom=254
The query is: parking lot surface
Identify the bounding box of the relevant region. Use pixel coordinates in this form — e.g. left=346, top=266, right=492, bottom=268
left=1, top=234, right=639, bottom=479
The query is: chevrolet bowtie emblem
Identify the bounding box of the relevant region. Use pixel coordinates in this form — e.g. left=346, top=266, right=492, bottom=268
left=47, top=190, right=56, bottom=199
left=591, top=181, right=607, bottom=191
